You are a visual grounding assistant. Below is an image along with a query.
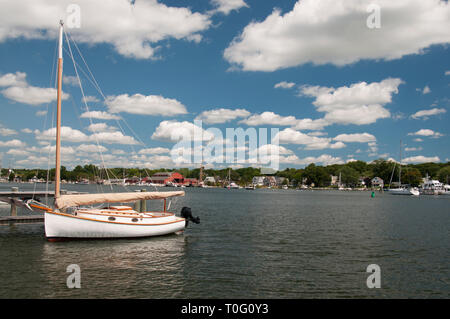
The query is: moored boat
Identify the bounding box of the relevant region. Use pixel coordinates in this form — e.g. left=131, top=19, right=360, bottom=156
left=39, top=21, right=200, bottom=240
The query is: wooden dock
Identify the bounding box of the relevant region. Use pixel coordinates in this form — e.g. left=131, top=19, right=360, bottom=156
left=0, top=215, right=44, bottom=224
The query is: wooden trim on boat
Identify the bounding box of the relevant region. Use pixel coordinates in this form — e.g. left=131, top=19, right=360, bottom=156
left=45, top=210, right=185, bottom=226
left=75, top=210, right=174, bottom=218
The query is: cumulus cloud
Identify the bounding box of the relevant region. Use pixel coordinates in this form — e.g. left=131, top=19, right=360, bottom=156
left=106, top=94, right=187, bottom=116
left=238, top=111, right=327, bottom=131
left=411, top=108, right=446, bottom=119
left=299, top=78, right=403, bottom=125
left=274, top=81, right=296, bottom=89
left=280, top=154, right=344, bottom=166
left=404, top=147, right=423, bottom=152
left=403, top=155, right=440, bottom=163
left=333, top=133, right=376, bottom=143
left=151, top=120, right=215, bottom=142
left=210, top=0, right=249, bottom=15
left=0, top=0, right=212, bottom=60
left=196, top=108, right=250, bottom=124
left=138, top=147, right=171, bottom=155
left=0, top=71, right=27, bottom=87
left=0, top=126, right=17, bottom=136
left=408, top=129, right=444, bottom=138
left=0, top=71, right=69, bottom=106
left=35, top=126, right=139, bottom=145
left=224, top=0, right=450, bottom=71
left=422, top=86, right=431, bottom=95
left=0, top=139, right=26, bottom=148
left=275, top=128, right=345, bottom=150
left=86, top=123, right=118, bottom=133
left=80, top=111, right=121, bottom=121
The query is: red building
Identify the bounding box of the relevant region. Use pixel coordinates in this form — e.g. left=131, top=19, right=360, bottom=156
left=145, top=172, right=184, bottom=185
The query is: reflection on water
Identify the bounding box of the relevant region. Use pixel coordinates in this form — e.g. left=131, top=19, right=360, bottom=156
left=0, top=184, right=449, bottom=298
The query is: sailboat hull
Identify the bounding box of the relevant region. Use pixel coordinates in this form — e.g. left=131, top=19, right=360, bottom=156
left=45, top=211, right=186, bottom=239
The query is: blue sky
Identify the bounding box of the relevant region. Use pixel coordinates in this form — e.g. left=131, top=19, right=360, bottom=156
left=0, top=0, right=449, bottom=170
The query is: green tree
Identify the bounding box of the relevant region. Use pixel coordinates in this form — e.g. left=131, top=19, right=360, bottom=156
left=401, top=168, right=423, bottom=187
left=437, top=166, right=450, bottom=184
left=340, top=166, right=359, bottom=187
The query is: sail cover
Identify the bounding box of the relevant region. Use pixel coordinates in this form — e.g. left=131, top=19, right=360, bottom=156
left=55, top=191, right=185, bottom=209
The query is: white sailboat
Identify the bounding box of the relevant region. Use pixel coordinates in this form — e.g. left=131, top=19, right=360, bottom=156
left=38, top=21, right=200, bottom=240
left=387, top=141, right=419, bottom=196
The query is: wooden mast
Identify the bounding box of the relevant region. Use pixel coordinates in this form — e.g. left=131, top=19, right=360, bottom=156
left=55, top=21, right=64, bottom=199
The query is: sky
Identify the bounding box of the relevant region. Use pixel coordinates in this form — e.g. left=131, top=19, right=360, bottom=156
left=0, top=0, right=449, bottom=170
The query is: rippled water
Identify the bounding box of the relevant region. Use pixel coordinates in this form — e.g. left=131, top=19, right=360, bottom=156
left=0, top=183, right=449, bottom=298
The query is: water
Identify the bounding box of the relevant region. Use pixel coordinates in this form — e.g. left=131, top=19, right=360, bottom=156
left=0, top=183, right=449, bottom=298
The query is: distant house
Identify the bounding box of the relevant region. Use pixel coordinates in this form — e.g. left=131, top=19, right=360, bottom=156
left=204, top=176, right=216, bottom=184
left=371, top=177, right=384, bottom=188
left=146, top=172, right=184, bottom=185
left=330, top=175, right=339, bottom=186
left=252, top=176, right=286, bottom=187
left=252, top=176, right=265, bottom=186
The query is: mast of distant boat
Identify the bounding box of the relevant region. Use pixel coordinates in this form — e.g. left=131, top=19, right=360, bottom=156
left=55, top=20, right=64, bottom=199
left=399, top=140, right=402, bottom=187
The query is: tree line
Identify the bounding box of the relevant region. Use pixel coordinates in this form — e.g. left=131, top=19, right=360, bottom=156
left=1, top=160, right=449, bottom=187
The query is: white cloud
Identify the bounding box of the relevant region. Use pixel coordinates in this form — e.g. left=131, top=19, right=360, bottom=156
left=413, top=138, right=423, bottom=142
left=408, top=129, right=444, bottom=138
left=151, top=120, right=215, bottom=142
left=63, top=75, right=78, bottom=86
left=299, top=78, right=402, bottom=125
left=422, top=86, right=431, bottom=94
left=21, top=128, right=32, bottom=134
left=36, top=110, right=48, bottom=117
left=89, top=131, right=139, bottom=145
left=403, top=155, right=440, bottom=163
left=274, top=81, right=295, bottom=89
left=36, top=127, right=89, bottom=143
left=0, top=0, right=212, bottom=60
left=0, top=126, right=17, bottom=136
left=445, top=71, right=450, bottom=76
left=86, top=123, right=118, bottom=133
left=76, top=144, right=108, bottom=153
left=291, top=154, right=344, bottom=166
left=35, top=126, right=138, bottom=145
left=0, top=139, right=26, bottom=147
left=196, top=108, right=250, bottom=124
left=411, top=108, right=446, bottom=119
left=210, top=0, right=249, bottom=15
left=138, top=147, right=171, bottom=155
left=80, top=111, right=121, bottom=121
left=0, top=71, right=27, bottom=87
left=275, top=128, right=345, bottom=150
left=6, top=149, right=30, bottom=156
left=240, top=111, right=297, bottom=126
left=2, top=85, right=69, bottom=105
left=106, top=93, right=187, bottom=116
left=333, top=133, right=376, bottom=143
left=224, top=0, right=450, bottom=71
left=0, top=71, right=69, bottom=106
left=404, top=147, right=423, bottom=152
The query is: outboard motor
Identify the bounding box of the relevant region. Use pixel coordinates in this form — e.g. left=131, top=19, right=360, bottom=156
left=180, top=207, right=200, bottom=227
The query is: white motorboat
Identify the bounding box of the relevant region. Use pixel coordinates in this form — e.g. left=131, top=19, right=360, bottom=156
left=421, top=180, right=445, bottom=195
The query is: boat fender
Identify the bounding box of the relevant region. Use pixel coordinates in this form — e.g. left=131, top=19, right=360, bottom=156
left=180, top=207, right=200, bottom=227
